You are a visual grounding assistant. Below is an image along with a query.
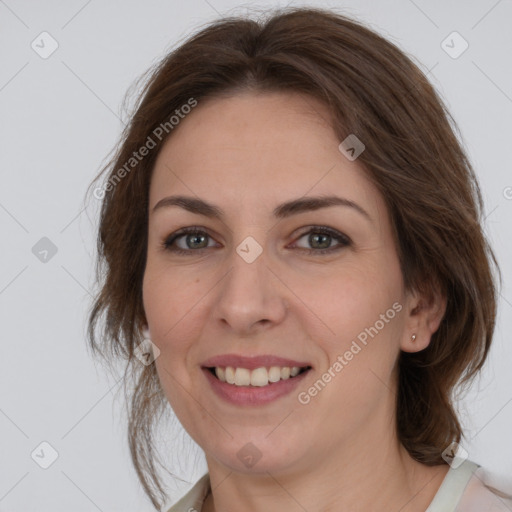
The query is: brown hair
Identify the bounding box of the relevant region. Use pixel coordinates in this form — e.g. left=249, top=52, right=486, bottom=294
left=87, top=6, right=499, bottom=509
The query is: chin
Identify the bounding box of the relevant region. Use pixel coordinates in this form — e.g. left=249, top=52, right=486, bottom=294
left=206, top=432, right=305, bottom=475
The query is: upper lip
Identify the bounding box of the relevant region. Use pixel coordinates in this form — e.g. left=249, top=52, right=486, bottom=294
left=201, top=354, right=312, bottom=370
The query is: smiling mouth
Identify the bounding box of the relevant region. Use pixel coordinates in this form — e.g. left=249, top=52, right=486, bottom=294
left=206, top=365, right=312, bottom=387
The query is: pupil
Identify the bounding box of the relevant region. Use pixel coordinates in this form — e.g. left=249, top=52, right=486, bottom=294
left=310, top=233, right=331, bottom=249
left=188, top=233, right=207, bottom=249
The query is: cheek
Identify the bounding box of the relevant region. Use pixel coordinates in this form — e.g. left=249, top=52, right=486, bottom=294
left=295, top=259, right=403, bottom=338
left=143, top=267, right=209, bottom=430
left=298, top=267, right=404, bottom=428
left=293, top=258, right=405, bottom=399
left=142, top=263, right=206, bottom=357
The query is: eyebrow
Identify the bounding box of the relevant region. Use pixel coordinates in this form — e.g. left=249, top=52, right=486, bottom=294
left=152, top=194, right=371, bottom=221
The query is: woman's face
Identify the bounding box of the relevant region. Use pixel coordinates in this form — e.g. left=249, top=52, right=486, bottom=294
left=143, top=91, right=416, bottom=476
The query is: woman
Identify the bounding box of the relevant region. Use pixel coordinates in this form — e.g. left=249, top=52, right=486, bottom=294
left=87, top=7, right=512, bottom=511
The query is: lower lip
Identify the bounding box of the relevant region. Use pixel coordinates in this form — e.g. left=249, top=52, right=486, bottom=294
left=202, top=368, right=311, bottom=406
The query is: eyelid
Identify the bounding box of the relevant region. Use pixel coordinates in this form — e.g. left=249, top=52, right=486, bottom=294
left=289, top=225, right=351, bottom=252
left=162, top=225, right=351, bottom=256
left=162, top=226, right=220, bottom=252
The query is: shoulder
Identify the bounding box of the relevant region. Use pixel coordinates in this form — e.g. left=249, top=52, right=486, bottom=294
left=165, top=466, right=512, bottom=512
left=456, top=466, right=512, bottom=511
left=164, top=473, right=210, bottom=512
left=427, top=460, right=512, bottom=512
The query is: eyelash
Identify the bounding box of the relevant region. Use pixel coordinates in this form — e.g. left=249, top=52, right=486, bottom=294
left=161, top=226, right=351, bottom=256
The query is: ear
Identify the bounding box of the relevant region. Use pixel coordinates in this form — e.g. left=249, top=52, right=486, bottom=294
left=400, top=282, right=447, bottom=353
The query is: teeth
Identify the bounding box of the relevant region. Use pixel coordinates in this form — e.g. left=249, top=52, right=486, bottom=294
left=250, top=367, right=268, bottom=387
left=215, top=367, right=225, bottom=382
left=290, top=366, right=300, bottom=377
left=213, top=366, right=305, bottom=386
left=225, top=366, right=235, bottom=384
left=268, top=366, right=281, bottom=382
left=234, top=368, right=251, bottom=386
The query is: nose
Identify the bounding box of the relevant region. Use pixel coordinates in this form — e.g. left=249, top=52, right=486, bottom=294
left=212, top=246, right=287, bottom=336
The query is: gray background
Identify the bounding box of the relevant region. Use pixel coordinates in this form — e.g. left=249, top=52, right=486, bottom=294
left=1, top=0, right=511, bottom=511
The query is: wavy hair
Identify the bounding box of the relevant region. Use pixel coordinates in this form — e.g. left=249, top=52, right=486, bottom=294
left=87, top=6, right=499, bottom=509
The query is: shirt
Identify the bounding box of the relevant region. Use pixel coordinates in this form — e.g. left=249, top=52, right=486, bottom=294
left=164, top=459, right=512, bottom=511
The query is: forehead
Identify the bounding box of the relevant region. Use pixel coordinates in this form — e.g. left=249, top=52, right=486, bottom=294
left=149, top=92, right=385, bottom=222
left=155, top=92, right=335, bottom=169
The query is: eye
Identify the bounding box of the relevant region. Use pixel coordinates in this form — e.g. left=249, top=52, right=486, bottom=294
left=161, top=225, right=351, bottom=256
left=291, top=226, right=351, bottom=254
left=162, top=227, right=219, bottom=254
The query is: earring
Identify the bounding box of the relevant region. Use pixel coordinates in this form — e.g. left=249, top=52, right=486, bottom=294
left=411, top=334, right=417, bottom=342
left=142, top=326, right=151, bottom=340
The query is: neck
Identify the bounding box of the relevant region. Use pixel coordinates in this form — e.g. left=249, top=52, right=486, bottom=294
left=203, top=436, right=449, bottom=512
left=201, top=371, right=449, bottom=511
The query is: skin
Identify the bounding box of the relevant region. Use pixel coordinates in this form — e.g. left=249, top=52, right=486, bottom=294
left=142, top=91, right=449, bottom=511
